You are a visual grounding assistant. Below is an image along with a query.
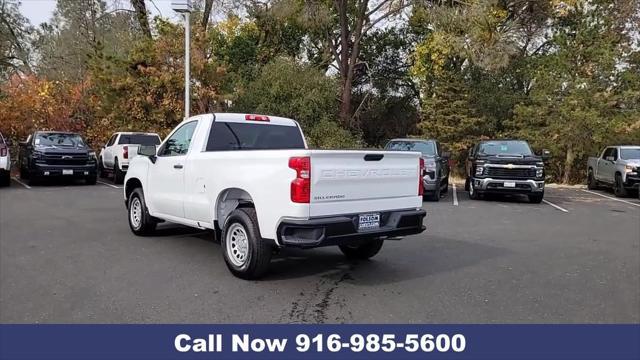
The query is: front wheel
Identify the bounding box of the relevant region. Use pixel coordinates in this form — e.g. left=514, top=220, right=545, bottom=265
left=339, top=238, right=384, bottom=260
left=98, top=158, right=106, bottom=178
left=221, top=208, right=272, bottom=279
left=528, top=193, right=544, bottom=203
left=614, top=174, right=628, bottom=197
left=128, top=188, right=157, bottom=235
left=469, top=180, right=481, bottom=200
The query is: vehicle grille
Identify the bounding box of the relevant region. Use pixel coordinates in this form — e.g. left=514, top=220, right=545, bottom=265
left=41, top=153, right=89, bottom=165
left=486, top=167, right=535, bottom=179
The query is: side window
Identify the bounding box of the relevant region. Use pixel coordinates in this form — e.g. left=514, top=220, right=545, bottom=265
left=611, top=148, right=618, bottom=160
left=159, top=121, right=198, bottom=156
left=603, top=148, right=613, bottom=159
left=106, top=134, right=117, bottom=147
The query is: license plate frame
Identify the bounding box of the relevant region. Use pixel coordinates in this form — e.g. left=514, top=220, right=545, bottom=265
left=504, top=181, right=516, bottom=188
left=358, top=213, right=380, bottom=231
left=62, top=169, right=73, bottom=175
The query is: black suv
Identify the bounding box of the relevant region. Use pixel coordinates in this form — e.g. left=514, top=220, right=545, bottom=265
left=18, top=131, right=97, bottom=185
left=465, top=140, right=549, bottom=203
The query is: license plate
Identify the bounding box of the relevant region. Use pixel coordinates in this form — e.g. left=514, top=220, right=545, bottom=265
left=62, top=169, right=73, bottom=175
left=504, top=181, right=516, bottom=188
left=358, top=213, right=380, bottom=231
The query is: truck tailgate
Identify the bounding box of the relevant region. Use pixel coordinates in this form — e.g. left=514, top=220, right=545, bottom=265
left=309, top=150, right=422, bottom=217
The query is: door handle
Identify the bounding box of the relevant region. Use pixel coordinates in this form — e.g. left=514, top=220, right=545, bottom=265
left=174, top=164, right=183, bottom=169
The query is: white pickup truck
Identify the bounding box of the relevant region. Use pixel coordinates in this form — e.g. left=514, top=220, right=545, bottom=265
left=587, top=145, right=640, bottom=197
left=99, top=132, right=161, bottom=184
left=124, top=113, right=426, bottom=279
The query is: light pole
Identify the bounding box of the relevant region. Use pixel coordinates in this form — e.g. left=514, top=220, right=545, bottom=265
left=171, top=0, right=193, bottom=119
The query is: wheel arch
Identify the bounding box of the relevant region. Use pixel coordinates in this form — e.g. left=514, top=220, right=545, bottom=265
left=125, top=177, right=143, bottom=205
left=214, top=188, right=255, bottom=231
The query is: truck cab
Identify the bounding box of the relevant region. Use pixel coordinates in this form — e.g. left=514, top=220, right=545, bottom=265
left=99, top=132, right=161, bottom=184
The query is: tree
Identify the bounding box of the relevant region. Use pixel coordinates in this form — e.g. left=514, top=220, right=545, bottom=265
left=0, top=0, right=33, bottom=81
left=130, top=0, right=152, bottom=39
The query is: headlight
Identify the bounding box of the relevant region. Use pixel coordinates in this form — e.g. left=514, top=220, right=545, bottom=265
left=624, top=164, right=635, bottom=173
left=536, top=168, right=544, bottom=177
left=31, top=151, right=44, bottom=159
left=475, top=166, right=484, bottom=176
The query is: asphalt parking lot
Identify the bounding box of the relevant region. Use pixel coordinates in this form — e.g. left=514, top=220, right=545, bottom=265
left=1, top=178, right=638, bottom=323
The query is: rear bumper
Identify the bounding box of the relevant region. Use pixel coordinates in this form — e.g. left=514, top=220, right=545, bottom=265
left=277, top=208, right=426, bottom=248
left=472, top=177, right=544, bottom=194
left=32, top=163, right=97, bottom=177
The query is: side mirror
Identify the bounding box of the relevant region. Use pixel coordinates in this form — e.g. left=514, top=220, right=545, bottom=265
left=442, top=151, right=451, bottom=159
left=605, top=156, right=615, bottom=162
left=541, top=149, right=551, bottom=160
left=138, top=145, right=157, bottom=163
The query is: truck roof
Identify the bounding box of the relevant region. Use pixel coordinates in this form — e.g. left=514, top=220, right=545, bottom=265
left=115, top=132, right=159, bottom=136
left=388, top=138, right=436, bottom=143
left=212, top=113, right=299, bottom=127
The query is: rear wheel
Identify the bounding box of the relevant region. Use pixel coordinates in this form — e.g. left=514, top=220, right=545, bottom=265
left=0, top=171, right=10, bottom=187
left=587, top=168, right=598, bottom=190
left=614, top=173, right=628, bottom=197
left=113, top=158, right=124, bottom=184
left=128, top=188, right=157, bottom=235
left=339, top=238, right=384, bottom=260
left=221, top=208, right=272, bottom=279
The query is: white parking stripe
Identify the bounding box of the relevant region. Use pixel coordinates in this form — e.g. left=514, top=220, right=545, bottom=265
left=542, top=199, right=568, bottom=213
left=582, top=189, right=640, bottom=208
left=452, top=183, right=458, bottom=206
left=11, top=177, right=31, bottom=189
left=97, top=180, right=121, bottom=189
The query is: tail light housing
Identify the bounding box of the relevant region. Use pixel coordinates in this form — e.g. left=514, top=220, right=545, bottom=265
left=289, top=156, right=310, bottom=203
left=123, top=145, right=128, bottom=159
left=418, top=158, right=425, bottom=196
left=0, top=147, right=6, bottom=157
left=245, top=114, right=270, bottom=122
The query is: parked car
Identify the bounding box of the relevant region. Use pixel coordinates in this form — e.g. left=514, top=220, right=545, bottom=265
left=587, top=145, right=640, bottom=197
left=99, top=132, right=161, bottom=184
left=18, top=131, right=97, bottom=185
left=465, top=140, right=549, bottom=203
left=0, top=132, right=11, bottom=187
left=384, top=138, right=450, bottom=201
left=124, top=113, right=427, bottom=279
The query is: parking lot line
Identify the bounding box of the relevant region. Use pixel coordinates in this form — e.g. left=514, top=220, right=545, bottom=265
left=11, top=177, right=31, bottom=189
left=542, top=199, right=568, bottom=213
left=452, top=183, right=458, bottom=206
left=97, top=180, right=121, bottom=189
left=581, top=189, right=640, bottom=208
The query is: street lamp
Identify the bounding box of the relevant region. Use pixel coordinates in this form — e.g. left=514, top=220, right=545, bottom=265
left=172, top=0, right=193, bottom=119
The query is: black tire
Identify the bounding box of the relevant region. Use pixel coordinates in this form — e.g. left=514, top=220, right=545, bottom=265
left=587, top=168, right=598, bottom=190
left=114, top=158, right=124, bottom=184
left=221, top=207, right=272, bottom=279
left=442, top=177, right=449, bottom=194
left=469, top=180, right=481, bottom=200
left=528, top=192, right=544, bottom=203
left=127, top=187, right=157, bottom=236
left=19, top=164, right=29, bottom=179
left=27, top=173, right=40, bottom=186
left=464, top=177, right=470, bottom=191
left=425, top=178, right=441, bottom=201
left=85, top=175, right=97, bottom=185
left=0, top=171, right=10, bottom=187
left=339, top=238, right=384, bottom=260
left=98, top=157, right=106, bottom=178
left=614, top=173, right=628, bottom=197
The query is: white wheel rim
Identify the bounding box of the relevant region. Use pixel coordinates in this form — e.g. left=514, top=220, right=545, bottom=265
left=130, top=197, right=142, bottom=229
left=226, top=223, right=249, bottom=267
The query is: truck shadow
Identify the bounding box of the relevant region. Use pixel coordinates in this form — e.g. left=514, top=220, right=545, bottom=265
left=266, top=236, right=510, bottom=284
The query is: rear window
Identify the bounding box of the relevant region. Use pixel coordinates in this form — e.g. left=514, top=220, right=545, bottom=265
left=206, top=122, right=305, bottom=151
left=118, top=134, right=160, bottom=146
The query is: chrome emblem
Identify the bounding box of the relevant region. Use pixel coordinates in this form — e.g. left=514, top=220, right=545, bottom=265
left=506, top=164, right=514, bottom=169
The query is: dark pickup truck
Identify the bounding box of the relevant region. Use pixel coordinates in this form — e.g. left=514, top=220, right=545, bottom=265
left=385, top=138, right=450, bottom=201
left=465, top=140, right=549, bottom=203
left=18, top=131, right=97, bottom=185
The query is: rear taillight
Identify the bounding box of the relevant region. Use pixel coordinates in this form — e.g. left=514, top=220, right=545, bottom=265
left=0, top=147, right=6, bottom=157
left=289, top=156, right=311, bottom=203
left=123, top=146, right=128, bottom=159
left=418, top=158, right=425, bottom=196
